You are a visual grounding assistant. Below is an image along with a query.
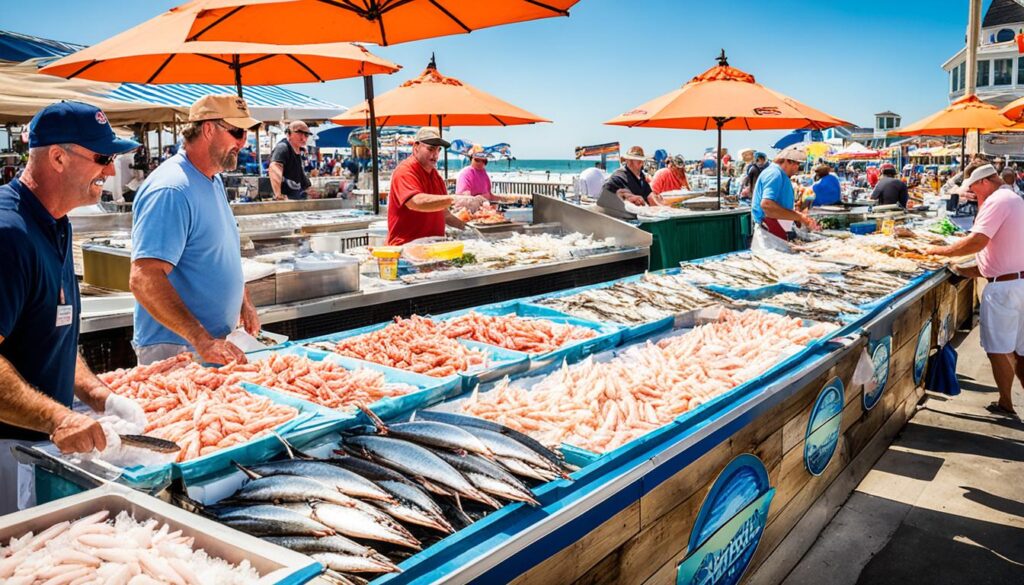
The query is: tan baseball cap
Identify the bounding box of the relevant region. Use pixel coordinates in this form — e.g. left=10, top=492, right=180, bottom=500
left=189, top=94, right=261, bottom=130
left=777, top=145, right=808, bottom=163
left=413, top=127, right=450, bottom=148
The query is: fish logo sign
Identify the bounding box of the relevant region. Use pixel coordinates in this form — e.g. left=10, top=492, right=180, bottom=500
left=753, top=107, right=782, bottom=116
left=677, top=454, right=774, bottom=585
left=95, top=111, right=108, bottom=125
left=623, top=109, right=649, bottom=117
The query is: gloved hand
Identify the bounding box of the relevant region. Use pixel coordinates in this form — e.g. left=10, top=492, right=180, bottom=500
left=104, top=393, right=148, bottom=430
left=454, top=195, right=485, bottom=212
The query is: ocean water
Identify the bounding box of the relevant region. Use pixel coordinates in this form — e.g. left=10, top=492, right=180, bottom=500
left=443, top=158, right=621, bottom=174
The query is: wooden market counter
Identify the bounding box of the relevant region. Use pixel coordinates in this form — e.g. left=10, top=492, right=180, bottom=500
left=409, top=271, right=974, bottom=585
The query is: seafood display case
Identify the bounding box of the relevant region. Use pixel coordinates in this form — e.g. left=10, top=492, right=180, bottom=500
left=22, top=226, right=974, bottom=584
left=0, top=483, right=322, bottom=584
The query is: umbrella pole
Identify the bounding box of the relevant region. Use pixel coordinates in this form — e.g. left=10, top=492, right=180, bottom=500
left=364, top=75, right=380, bottom=216
left=255, top=126, right=262, bottom=177
left=961, top=129, right=966, bottom=170
left=233, top=55, right=243, bottom=98
left=440, top=115, right=448, bottom=180
left=716, top=118, right=723, bottom=210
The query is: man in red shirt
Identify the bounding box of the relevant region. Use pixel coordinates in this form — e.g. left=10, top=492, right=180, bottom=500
left=387, top=127, right=468, bottom=245
left=650, top=154, right=691, bottom=195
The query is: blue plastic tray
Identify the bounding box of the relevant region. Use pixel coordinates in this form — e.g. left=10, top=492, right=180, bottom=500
left=432, top=301, right=624, bottom=374
left=298, top=319, right=530, bottom=391
left=240, top=345, right=462, bottom=422
left=118, top=379, right=336, bottom=485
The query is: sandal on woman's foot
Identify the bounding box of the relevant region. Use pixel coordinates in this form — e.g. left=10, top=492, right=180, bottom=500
left=986, top=402, right=1020, bottom=419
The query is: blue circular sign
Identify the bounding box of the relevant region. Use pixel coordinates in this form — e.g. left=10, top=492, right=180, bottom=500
left=864, top=336, right=891, bottom=411
left=804, top=377, right=844, bottom=476
left=914, top=320, right=932, bottom=386
left=678, top=454, right=774, bottom=585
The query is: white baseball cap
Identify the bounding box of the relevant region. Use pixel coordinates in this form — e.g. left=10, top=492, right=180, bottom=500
left=958, top=163, right=998, bottom=194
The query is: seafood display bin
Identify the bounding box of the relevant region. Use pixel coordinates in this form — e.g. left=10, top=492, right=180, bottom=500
left=638, top=207, right=752, bottom=270
left=0, top=483, right=322, bottom=584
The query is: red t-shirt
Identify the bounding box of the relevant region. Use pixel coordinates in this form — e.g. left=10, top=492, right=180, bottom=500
left=650, top=167, right=690, bottom=194
left=387, top=157, right=448, bottom=245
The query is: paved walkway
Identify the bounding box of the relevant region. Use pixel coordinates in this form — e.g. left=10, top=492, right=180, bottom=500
left=782, top=324, right=1024, bottom=585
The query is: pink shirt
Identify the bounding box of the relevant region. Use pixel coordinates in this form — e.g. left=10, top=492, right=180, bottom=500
left=455, top=166, right=494, bottom=200
left=972, top=187, right=1024, bottom=278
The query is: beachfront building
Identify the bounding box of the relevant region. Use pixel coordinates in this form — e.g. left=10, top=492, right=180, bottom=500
left=943, top=0, right=1024, bottom=107
left=839, top=111, right=905, bottom=149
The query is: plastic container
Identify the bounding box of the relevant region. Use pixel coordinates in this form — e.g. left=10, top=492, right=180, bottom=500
left=372, top=246, right=402, bottom=280
left=405, top=241, right=465, bottom=261
left=849, top=220, right=877, bottom=235
left=368, top=220, right=389, bottom=247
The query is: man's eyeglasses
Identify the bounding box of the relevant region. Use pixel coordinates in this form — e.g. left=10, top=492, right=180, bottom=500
left=292, top=130, right=313, bottom=137
left=474, top=158, right=488, bottom=165
left=215, top=121, right=247, bottom=140
left=63, top=145, right=116, bottom=166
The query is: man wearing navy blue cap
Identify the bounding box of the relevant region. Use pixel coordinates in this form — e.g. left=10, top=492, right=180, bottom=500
left=0, top=101, right=146, bottom=514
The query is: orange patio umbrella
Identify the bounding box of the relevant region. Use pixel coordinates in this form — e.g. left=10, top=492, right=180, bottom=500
left=40, top=41, right=399, bottom=97
left=606, top=51, right=850, bottom=205
left=891, top=94, right=1013, bottom=168
left=38, top=0, right=399, bottom=98
left=332, top=56, right=550, bottom=175
left=146, top=0, right=577, bottom=204
left=39, top=1, right=400, bottom=212
left=183, top=0, right=580, bottom=46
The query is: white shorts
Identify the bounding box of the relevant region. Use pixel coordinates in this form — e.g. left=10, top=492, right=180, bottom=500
left=979, top=280, right=1024, bottom=354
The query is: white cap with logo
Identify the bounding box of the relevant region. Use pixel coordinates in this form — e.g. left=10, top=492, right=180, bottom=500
left=958, top=163, right=998, bottom=194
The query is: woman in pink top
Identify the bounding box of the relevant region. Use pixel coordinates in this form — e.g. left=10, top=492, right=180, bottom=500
left=650, top=154, right=691, bottom=196
left=455, top=149, right=495, bottom=202
left=928, top=164, right=1024, bottom=418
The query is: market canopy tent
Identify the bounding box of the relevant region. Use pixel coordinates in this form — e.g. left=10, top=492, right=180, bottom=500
left=0, top=59, right=185, bottom=125
left=331, top=56, right=550, bottom=176
left=181, top=0, right=579, bottom=46
left=605, top=51, right=850, bottom=206
left=890, top=94, right=1013, bottom=164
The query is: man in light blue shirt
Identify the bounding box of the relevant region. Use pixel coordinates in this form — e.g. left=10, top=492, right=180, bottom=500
left=751, top=146, right=819, bottom=239
left=130, top=95, right=261, bottom=365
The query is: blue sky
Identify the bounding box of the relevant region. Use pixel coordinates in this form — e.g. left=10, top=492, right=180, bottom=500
left=5, top=0, right=981, bottom=158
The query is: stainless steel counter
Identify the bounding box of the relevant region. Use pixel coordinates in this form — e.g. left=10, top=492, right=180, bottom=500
left=80, top=247, right=648, bottom=333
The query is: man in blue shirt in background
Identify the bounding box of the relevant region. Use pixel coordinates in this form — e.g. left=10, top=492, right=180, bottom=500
left=0, top=102, right=145, bottom=513
left=811, top=164, right=842, bottom=207
left=751, top=145, right=819, bottom=239
left=130, top=95, right=262, bottom=365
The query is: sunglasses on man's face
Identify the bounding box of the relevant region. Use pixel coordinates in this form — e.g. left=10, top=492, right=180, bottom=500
left=215, top=121, right=247, bottom=140
left=64, top=145, right=116, bottom=166
left=292, top=130, right=313, bottom=137
left=474, top=158, right=488, bottom=165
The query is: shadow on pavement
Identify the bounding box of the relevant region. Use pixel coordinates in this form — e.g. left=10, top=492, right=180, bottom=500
left=960, top=486, right=1024, bottom=521
left=897, top=422, right=1024, bottom=463
left=958, top=379, right=1000, bottom=394
left=921, top=407, right=1024, bottom=432
left=872, top=449, right=945, bottom=482
left=857, top=504, right=1024, bottom=585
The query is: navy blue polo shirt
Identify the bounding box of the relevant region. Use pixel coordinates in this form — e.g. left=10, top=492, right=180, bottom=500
left=0, top=179, right=81, bottom=441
